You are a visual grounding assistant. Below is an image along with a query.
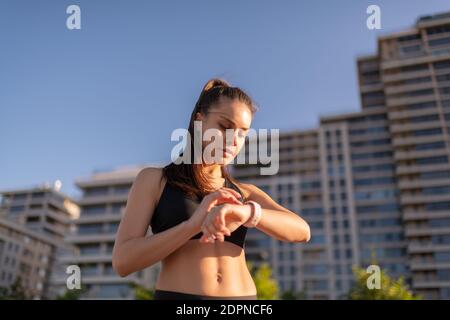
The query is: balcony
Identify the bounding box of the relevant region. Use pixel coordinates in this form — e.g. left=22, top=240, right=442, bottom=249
left=392, top=134, right=445, bottom=147
left=400, top=193, right=450, bottom=205
left=410, top=261, right=450, bottom=271
left=405, top=226, right=450, bottom=237
left=77, top=193, right=129, bottom=206
left=65, top=233, right=116, bottom=244
left=382, top=70, right=431, bottom=83
left=398, top=178, right=450, bottom=189
left=389, top=107, right=439, bottom=121
left=390, top=120, right=443, bottom=134
left=385, top=82, right=434, bottom=96
left=394, top=148, right=448, bottom=161
left=386, top=94, right=437, bottom=108
left=396, top=163, right=449, bottom=175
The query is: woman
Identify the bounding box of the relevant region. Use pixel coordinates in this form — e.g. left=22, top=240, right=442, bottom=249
left=112, top=78, right=311, bottom=300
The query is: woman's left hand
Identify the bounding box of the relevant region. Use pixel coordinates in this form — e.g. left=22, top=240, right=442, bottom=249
left=199, top=203, right=252, bottom=243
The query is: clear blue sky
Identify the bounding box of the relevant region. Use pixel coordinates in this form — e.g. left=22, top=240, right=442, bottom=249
left=1, top=0, right=450, bottom=198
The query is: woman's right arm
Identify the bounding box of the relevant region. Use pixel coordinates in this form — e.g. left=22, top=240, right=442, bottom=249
left=112, top=167, right=241, bottom=277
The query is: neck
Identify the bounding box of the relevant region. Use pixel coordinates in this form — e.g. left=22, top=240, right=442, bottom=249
left=201, top=164, right=223, bottom=179
left=201, top=164, right=226, bottom=188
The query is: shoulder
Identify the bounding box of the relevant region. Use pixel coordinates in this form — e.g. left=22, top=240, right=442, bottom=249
left=136, top=166, right=164, bottom=180
left=133, top=167, right=165, bottom=199
left=135, top=166, right=164, bottom=184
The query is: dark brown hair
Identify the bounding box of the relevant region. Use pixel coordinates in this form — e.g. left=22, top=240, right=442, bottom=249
left=162, top=78, right=258, bottom=199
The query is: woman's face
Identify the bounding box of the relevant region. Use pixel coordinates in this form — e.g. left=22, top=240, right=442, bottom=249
left=195, top=97, right=252, bottom=165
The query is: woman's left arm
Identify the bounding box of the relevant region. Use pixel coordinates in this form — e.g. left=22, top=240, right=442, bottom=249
left=242, top=183, right=311, bottom=243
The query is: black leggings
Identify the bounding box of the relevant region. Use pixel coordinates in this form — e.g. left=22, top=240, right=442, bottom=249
left=153, top=289, right=258, bottom=300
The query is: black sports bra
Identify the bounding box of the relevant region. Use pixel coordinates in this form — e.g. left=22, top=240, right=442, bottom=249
left=150, top=177, right=248, bottom=248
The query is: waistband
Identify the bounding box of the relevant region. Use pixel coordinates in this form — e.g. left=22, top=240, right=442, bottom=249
left=153, top=289, right=258, bottom=300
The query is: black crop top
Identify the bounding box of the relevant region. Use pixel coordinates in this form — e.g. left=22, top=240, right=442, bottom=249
left=150, top=177, right=248, bottom=248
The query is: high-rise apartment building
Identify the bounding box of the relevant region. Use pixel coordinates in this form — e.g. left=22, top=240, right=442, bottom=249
left=232, top=11, right=450, bottom=299
left=0, top=183, right=79, bottom=298
left=58, top=165, right=160, bottom=299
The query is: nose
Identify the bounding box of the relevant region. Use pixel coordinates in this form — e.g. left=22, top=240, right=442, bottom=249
left=223, top=128, right=239, bottom=148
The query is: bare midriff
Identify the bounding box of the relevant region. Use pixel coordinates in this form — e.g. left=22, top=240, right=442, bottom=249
left=155, top=239, right=257, bottom=297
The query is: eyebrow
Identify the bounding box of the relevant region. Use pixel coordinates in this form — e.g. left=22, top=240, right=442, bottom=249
left=219, top=115, right=250, bottom=131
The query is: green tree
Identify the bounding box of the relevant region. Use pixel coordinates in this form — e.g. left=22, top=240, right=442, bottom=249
left=247, top=262, right=279, bottom=300
left=280, top=288, right=308, bottom=300
left=130, top=283, right=154, bottom=300
left=56, top=287, right=87, bottom=300
left=347, top=264, right=421, bottom=300
left=280, top=289, right=297, bottom=300
left=0, top=277, right=29, bottom=300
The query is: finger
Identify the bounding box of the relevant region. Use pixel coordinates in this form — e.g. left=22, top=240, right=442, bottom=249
left=205, top=223, right=218, bottom=237
left=200, top=233, right=214, bottom=243
left=215, top=232, right=225, bottom=242
left=217, top=211, right=226, bottom=230
left=201, top=234, right=213, bottom=243
left=214, top=213, right=231, bottom=236
left=220, top=187, right=242, bottom=199
left=214, top=194, right=241, bottom=206
left=217, top=195, right=241, bottom=205
left=220, top=226, right=231, bottom=237
left=213, top=188, right=241, bottom=202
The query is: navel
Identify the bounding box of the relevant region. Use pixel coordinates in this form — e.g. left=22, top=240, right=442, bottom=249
left=216, top=271, right=223, bottom=283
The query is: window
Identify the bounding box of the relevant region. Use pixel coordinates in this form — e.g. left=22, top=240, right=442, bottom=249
left=113, top=185, right=130, bottom=195
left=435, top=252, right=450, bottom=262
left=78, top=223, right=103, bottom=235
left=9, top=206, right=25, bottom=213
left=79, top=244, right=101, bottom=255
left=97, top=284, right=130, bottom=298
left=111, top=203, right=125, bottom=214
left=303, top=264, right=328, bottom=274
left=354, top=177, right=395, bottom=187
left=351, top=139, right=390, bottom=148
left=309, top=234, right=325, bottom=245
left=355, top=189, right=397, bottom=201
left=414, top=141, right=445, bottom=151
left=436, top=74, right=450, bottom=82
left=82, top=205, right=106, bottom=215
left=84, top=187, right=109, bottom=197
left=80, top=264, right=98, bottom=276
left=420, top=170, right=450, bottom=180
left=31, top=192, right=45, bottom=200
left=416, top=156, right=448, bottom=165
left=353, top=164, right=394, bottom=173
left=429, top=218, right=450, bottom=228
left=437, top=269, right=450, bottom=281
left=427, top=25, right=450, bottom=35
left=357, top=203, right=399, bottom=214
left=359, top=218, right=401, bottom=228
left=412, top=128, right=442, bottom=137
left=103, top=263, right=116, bottom=276
left=429, top=37, right=450, bottom=47
left=432, top=234, right=450, bottom=244
left=351, top=151, right=392, bottom=160
left=422, top=186, right=450, bottom=196
left=426, top=201, right=450, bottom=211
left=434, top=60, right=450, bottom=70
left=105, top=222, right=119, bottom=234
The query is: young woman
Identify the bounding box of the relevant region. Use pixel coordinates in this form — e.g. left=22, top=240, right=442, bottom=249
left=112, top=78, right=311, bottom=300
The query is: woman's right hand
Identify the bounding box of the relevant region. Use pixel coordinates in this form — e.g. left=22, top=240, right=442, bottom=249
left=187, top=187, right=243, bottom=238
